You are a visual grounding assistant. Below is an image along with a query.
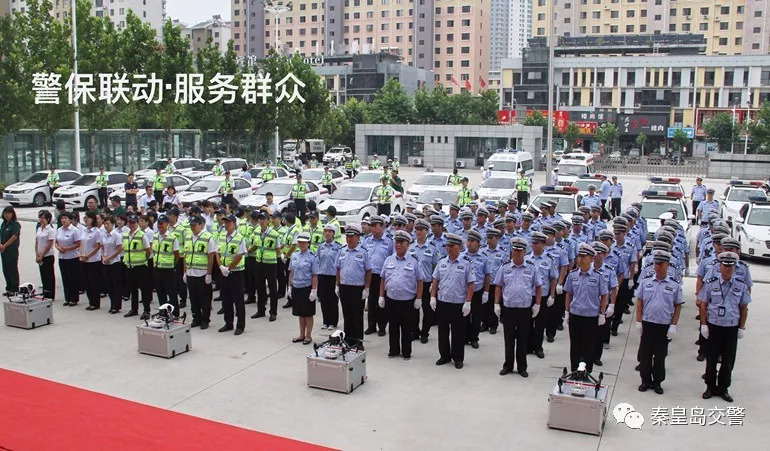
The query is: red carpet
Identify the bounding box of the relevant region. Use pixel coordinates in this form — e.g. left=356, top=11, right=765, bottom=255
left=0, top=368, right=334, bottom=450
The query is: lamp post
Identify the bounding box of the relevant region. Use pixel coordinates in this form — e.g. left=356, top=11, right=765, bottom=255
left=263, top=1, right=293, bottom=165
left=545, top=0, right=556, bottom=177
left=71, top=0, right=81, bottom=172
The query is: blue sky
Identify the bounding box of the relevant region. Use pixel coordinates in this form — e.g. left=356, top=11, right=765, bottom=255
left=166, top=0, right=231, bottom=26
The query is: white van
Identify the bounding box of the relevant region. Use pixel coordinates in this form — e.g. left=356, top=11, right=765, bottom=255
left=555, top=152, right=596, bottom=186
left=485, top=149, right=535, bottom=178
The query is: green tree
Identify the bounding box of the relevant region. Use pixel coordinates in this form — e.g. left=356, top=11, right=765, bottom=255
left=17, top=0, right=74, bottom=166
left=596, top=123, right=618, bottom=152
left=76, top=0, right=120, bottom=171
left=219, top=41, right=250, bottom=160
left=671, top=128, right=690, bottom=153
left=747, top=102, right=770, bottom=154
left=564, top=123, right=581, bottom=149
left=243, top=51, right=282, bottom=163
left=523, top=110, right=547, bottom=128
left=153, top=19, right=193, bottom=156
left=0, top=14, right=26, bottom=138
left=704, top=113, right=740, bottom=153
left=339, top=97, right=369, bottom=150
left=318, top=106, right=349, bottom=147
left=636, top=133, right=647, bottom=155
left=475, top=90, right=501, bottom=125
left=413, top=88, right=437, bottom=124
left=368, top=78, right=414, bottom=124
left=187, top=38, right=224, bottom=158
left=115, top=10, right=159, bottom=171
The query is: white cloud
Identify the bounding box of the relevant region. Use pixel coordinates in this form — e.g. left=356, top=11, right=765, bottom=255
left=165, top=0, right=231, bottom=26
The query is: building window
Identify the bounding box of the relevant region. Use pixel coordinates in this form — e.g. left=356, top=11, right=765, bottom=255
left=461, top=60, right=470, bottom=67
left=720, top=6, right=729, bottom=14
left=735, top=37, right=742, bottom=45
left=447, top=34, right=454, bottom=41
left=669, top=24, right=676, bottom=32
left=700, top=23, right=708, bottom=31
left=447, top=20, right=454, bottom=27
left=461, top=5, right=471, bottom=12
left=581, top=12, right=587, bottom=19
left=610, top=11, right=619, bottom=18
left=447, top=60, right=453, bottom=67
left=462, top=19, right=470, bottom=26
left=720, top=22, right=729, bottom=31
left=753, top=43, right=760, bottom=50
left=610, top=25, right=618, bottom=33
left=627, top=10, right=634, bottom=17
left=682, top=23, right=690, bottom=31
left=700, top=7, right=709, bottom=15
left=654, top=14, right=661, bottom=20
left=565, top=18, right=571, bottom=23
left=592, top=11, right=600, bottom=18
left=737, top=6, right=744, bottom=14
left=447, top=6, right=454, bottom=13
left=461, top=33, right=470, bottom=40
left=435, top=47, right=440, bottom=54
left=755, top=11, right=763, bottom=17
left=669, top=8, right=676, bottom=16
left=537, top=27, right=545, bottom=35
left=718, top=38, right=727, bottom=45
left=580, top=26, right=587, bottom=33
left=537, top=13, right=545, bottom=20
left=736, top=22, right=743, bottom=30
left=640, top=24, right=647, bottom=32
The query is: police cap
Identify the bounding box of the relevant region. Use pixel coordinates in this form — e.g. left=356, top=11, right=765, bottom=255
left=445, top=233, right=463, bottom=246
left=394, top=230, right=413, bottom=243
left=466, top=230, right=483, bottom=242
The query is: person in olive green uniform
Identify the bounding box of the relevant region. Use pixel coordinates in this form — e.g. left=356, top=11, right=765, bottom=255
left=0, top=207, right=21, bottom=295
left=97, top=167, right=109, bottom=208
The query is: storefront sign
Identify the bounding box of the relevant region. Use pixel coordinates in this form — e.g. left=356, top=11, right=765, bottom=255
left=498, top=110, right=516, bottom=124
left=527, top=110, right=569, bottom=134
left=574, top=121, right=598, bottom=135
left=617, top=114, right=668, bottom=136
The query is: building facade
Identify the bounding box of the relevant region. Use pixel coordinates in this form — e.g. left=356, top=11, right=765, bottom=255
left=184, top=15, right=232, bottom=56
left=233, top=0, right=490, bottom=94
left=533, top=0, right=770, bottom=55
left=489, top=0, right=531, bottom=72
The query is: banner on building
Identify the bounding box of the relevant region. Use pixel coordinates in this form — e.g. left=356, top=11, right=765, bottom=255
left=574, top=121, right=598, bottom=135
left=617, top=113, right=668, bottom=136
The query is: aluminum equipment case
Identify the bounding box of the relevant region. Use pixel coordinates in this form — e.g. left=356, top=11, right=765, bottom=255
left=3, top=298, right=53, bottom=329
left=137, top=322, right=191, bottom=358
left=547, top=381, right=608, bottom=435
left=307, top=346, right=367, bottom=393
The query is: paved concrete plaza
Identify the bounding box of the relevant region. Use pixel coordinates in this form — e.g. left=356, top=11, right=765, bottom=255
left=0, top=167, right=767, bottom=449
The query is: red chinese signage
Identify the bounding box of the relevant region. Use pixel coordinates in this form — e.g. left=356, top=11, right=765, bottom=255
left=695, top=108, right=757, bottom=136
left=525, top=110, right=569, bottom=133
left=574, top=121, right=598, bottom=135
left=498, top=110, right=516, bottom=124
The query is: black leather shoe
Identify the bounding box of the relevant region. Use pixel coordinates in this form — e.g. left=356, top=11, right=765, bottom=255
left=85, top=306, right=96, bottom=311
left=479, top=324, right=489, bottom=333
left=624, top=307, right=631, bottom=314
left=638, top=383, right=650, bottom=392
left=594, top=359, right=603, bottom=366
left=377, top=329, right=386, bottom=336
left=190, top=320, right=201, bottom=328
left=518, top=370, right=528, bottom=378
left=635, top=364, right=641, bottom=371
left=251, top=312, right=265, bottom=319
left=282, top=301, right=292, bottom=309
left=217, top=308, right=224, bottom=314
left=244, top=299, right=256, bottom=305
left=702, top=388, right=714, bottom=399
left=63, top=301, right=71, bottom=306
left=536, top=350, right=545, bottom=359
left=269, top=315, right=276, bottom=322
left=611, top=330, right=619, bottom=336
left=140, top=311, right=150, bottom=320
left=200, top=322, right=209, bottom=330
left=454, top=362, right=464, bottom=369
left=420, top=336, right=429, bottom=344
left=546, top=336, right=554, bottom=343
left=218, top=325, right=233, bottom=333
left=364, top=328, right=376, bottom=335
left=124, top=310, right=138, bottom=318
left=402, top=355, right=411, bottom=360
left=179, top=301, right=187, bottom=308
left=388, top=353, right=399, bottom=358
left=653, top=385, right=664, bottom=395
left=234, top=328, right=244, bottom=336
left=499, top=367, right=512, bottom=376
left=489, top=327, right=497, bottom=335
left=435, top=358, right=451, bottom=366
left=470, top=341, right=479, bottom=349
left=721, top=391, right=733, bottom=403
left=557, top=324, right=564, bottom=331
left=697, top=353, right=706, bottom=361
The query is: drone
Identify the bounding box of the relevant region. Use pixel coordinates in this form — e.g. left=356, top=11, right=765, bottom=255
left=313, top=330, right=362, bottom=360
left=145, top=303, right=187, bottom=329
left=5, top=282, right=41, bottom=303
left=557, top=362, right=604, bottom=399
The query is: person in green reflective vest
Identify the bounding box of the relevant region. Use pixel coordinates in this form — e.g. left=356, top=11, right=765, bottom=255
left=184, top=216, right=216, bottom=328
left=376, top=176, right=393, bottom=216
left=152, top=214, right=181, bottom=315
left=47, top=167, right=59, bottom=204
left=244, top=210, right=261, bottom=305
left=324, top=206, right=345, bottom=244
left=320, top=166, right=333, bottom=193
left=304, top=210, right=324, bottom=253
left=250, top=211, right=282, bottom=321
left=122, top=214, right=152, bottom=319
left=97, top=167, right=109, bottom=207
left=352, top=155, right=360, bottom=176
left=449, top=168, right=463, bottom=186
left=370, top=154, right=382, bottom=170
left=212, top=159, right=225, bottom=176
left=516, top=169, right=530, bottom=209
left=261, top=161, right=276, bottom=182
left=310, top=154, right=319, bottom=168
left=216, top=214, right=248, bottom=335
left=392, top=157, right=400, bottom=171
left=457, top=177, right=474, bottom=207
left=281, top=212, right=300, bottom=309
left=345, top=159, right=354, bottom=178
left=152, top=167, right=165, bottom=204
left=271, top=212, right=289, bottom=300
left=291, top=173, right=308, bottom=224
left=220, top=171, right=235, bottom=205
left=164, top=158, right=175, bottom=174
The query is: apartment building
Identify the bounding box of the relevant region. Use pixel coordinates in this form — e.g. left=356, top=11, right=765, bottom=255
left=532, top=0, right=770, bottom=55
left=489, top=0, right=531, bottom=71
left=233, top=0, right=490, bottom=94
left=184, top=15, right=232, bottom=56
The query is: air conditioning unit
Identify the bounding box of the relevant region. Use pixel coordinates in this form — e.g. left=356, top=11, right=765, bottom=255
left=456, top=161, right=467, bottom=168
left=703, top=14, right=708, bottom=19
left=412, top=157, right=424, bottom=167
left=686, top=15, right=692, bottom=20
left=597, top=83, right=604, bottom=87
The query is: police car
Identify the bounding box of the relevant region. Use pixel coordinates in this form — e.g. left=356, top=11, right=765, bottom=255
left=720, top=180, right=768, bottom=225
left=406, top=172, right=452, bottom=199
left=638, top=190, right=692, bottom=243
left=178, top=176, right=253, bottom=207
left=528, top=185, right=581, bottom=222
left=3, top=169, right=81, bottom=207
left=476, top=173, right=518, bottom=203
left=134, top=158, right=201, bottom=178
left=52, top=172, right=129, bottom=209
left=111, top=174, right=193, bottom=205
left=185, top=158, right=247, bottom=181
left=353, top=170, right=387, bottom=183
left=485, top=149, right=535, bottom=179
left=322, top=146, right=353, bottom=165
left=733, top=195, right=770, bottom=259
left=570, top=174, right=604, bottom=197
left=414, top=186, right=467, bottom=214
left=301, top=167, right=349, bottom=190
left=245, top=166, right=294, bottom=188
left=645, top=177, right=685, bottom=197
left=555, top=152, right=596, bottom=186
left=242, top=178, right=331, bottom=214
left=317, top=182, right=405, bottom=224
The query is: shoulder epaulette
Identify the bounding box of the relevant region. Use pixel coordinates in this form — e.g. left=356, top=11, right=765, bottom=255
left=462, top=255, right=473, bottom=262
left=569, top=268, right=579, bottom=274
left=735, top=277, right=746, bottom=284
left=642, top=273, right=654, bottom=279
left=643, top=261, right=653, bottom=268
left=594, top=267, right=604, bottom=274
left=706, top=276, right=719, bottom=283
left=438, top=255, right=448, bottom=262
left=411, top=254, right=419, bottom=261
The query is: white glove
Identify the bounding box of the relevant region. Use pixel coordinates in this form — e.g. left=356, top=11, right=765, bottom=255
left=738, top=328, right=745, bottom=339
left=546, top=296, right=554, bottom=307
left=205, top=274, right=212, bottom=285
left=182, top=274, right=187, bottom=283
left=378, top=296, right=385, bottom=308
left=605, top=304, right=615, bottom=317
left=700, top=324, right=710, bottom=340
left=219, top=265, right=230, bottom=277
left=482, top=292, right=489, bottom=304
left=627, top=279, right=634, bottom=289
left=414, top=298, right=421, bottom=310
left=685, top=267, right=691, bottom=277
left=280, top=253, right=287, bottom=263
left=430, top=297, right=437, bottom=310
left=598, top=315, right=606, bottom=326
left=556, top=284, right=564, bottom=295
left=667, top=324, right=676, bottom=338
left=531, top=304, right=540, bottom=318
left=564, top=311, right=569, bottom=322
left=335, top=285, right=340, bottom=297
left=309, top=289, right=317, bottom=302
left=494, top=303, right=501, bottom=318
left=635, top=321, right=643, bottom=334
left=462, top=301, right=471, bottom=317
left=362, top=287, right=369, bottom=300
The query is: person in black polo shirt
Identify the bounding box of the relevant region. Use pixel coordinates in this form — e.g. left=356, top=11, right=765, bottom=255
left=124, top=173, right=140, bottom=211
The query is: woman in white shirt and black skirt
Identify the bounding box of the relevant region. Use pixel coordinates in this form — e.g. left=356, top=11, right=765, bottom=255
left=55, top=212, right=82, bottom=306
left=35, top=210, right=56, bottom=299
left=101, top=215, right=124, bottom=313
left=80, top=211, right=103, bottom=310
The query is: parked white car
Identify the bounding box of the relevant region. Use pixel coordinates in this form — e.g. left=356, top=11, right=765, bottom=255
left=134, top=158, right=201, bottom=178
left=242, top=179, right=331, bottom=213
left=323, top=146, right=353, bottom=165
left=317, top=182, right=405, bottom=225
left=639, top=189, right=692, bottom=244
left=185, top=158, right=247, bottom=181
left=352, top=170, right=386, bottom=183
left=3, top=169, right=81, bottom=207
left=302, top=167, right=349, bottom=189
left=247, top=166, right=294, bottom=187
left=645, top=176, right=686, bottom=198
left=52, top=172, right=129, bottom=209
left=721, top=180, right=768, bottom=225
left=112, top=174, right=193, bottom=205
left=414, top=186, right=464, bottom=215
left=178, top=176, right=252, bottom=207
left=528, top=185, right=581, bottom=223
left=476, top=174, right=519, bottom=203
left=406, top=172, right=451, bottom=199
left=734, top=196, right=770, bottom=259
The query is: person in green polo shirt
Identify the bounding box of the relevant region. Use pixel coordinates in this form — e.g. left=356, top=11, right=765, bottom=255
left=97, top=167, right=109, bottom=207
left=47, top=167, right=59, bottom=205
left=290, top=173, right=308, bottom=224
left=164, top=158, right=175, bottom=174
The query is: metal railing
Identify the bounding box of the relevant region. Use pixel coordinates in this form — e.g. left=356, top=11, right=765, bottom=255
left=595, top=155, right=709, bottom=177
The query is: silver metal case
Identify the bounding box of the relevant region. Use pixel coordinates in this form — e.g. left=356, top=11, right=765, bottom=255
left=3, top=298, right=54, bottom=329
left=137, top=322, right=192, bottom=358
left=307, top=347, right=367, bottom=393
left=547, top=382, right=608, bottom=435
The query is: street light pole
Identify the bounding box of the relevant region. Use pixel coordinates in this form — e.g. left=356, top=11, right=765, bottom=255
left=264, top=1, right=293, bottom=166
left=545, top=0, right=555, bottom=178
left=71, top=0, right=81, bottom=172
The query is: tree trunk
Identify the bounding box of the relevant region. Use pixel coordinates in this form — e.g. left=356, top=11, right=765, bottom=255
left=43, top=138, right=49, bottom=169
left=129, top=131, right=136, bottom=173
left=166, top=125, right=172, bottom=158
left=227, top=133, right=233, bottom=160
left=90, top=131, right=96, bottom=172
